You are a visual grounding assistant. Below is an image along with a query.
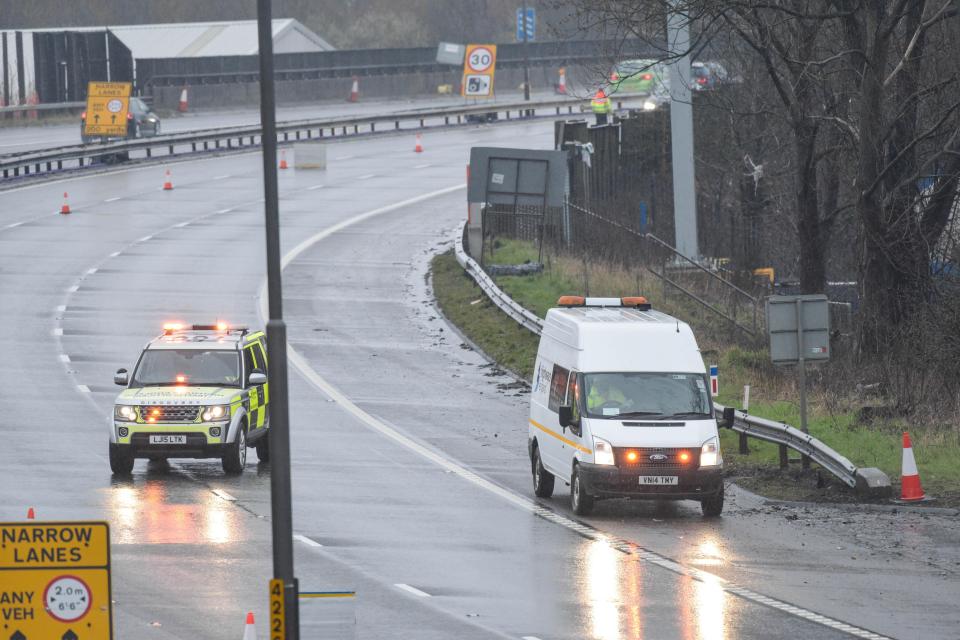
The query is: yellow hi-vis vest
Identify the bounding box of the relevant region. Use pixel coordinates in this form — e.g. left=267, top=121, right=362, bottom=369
left=591, top=92, right=612, bottom=114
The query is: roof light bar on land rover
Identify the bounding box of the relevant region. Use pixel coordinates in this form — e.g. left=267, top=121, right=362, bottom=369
left=557, top=296, right=652, bottom=310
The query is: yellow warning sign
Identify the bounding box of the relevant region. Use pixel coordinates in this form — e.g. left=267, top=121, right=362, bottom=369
left=83, top=81, right=132, bottom=137
left=0, top=521, right=113, bottom=640
left=269, top=579, right=286, bottom=640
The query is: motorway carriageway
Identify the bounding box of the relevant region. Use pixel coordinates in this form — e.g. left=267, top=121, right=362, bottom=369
left=0, top=115, right=957, bottom=639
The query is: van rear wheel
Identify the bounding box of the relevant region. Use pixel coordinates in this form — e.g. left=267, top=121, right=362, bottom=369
left=701, top=485, right=724, bottom=517
left=571, top=464, right=594, bottom=516
left=532, top=445, right=554, bottom=498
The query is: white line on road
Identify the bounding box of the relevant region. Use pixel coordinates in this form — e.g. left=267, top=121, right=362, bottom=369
left=356, top=173, right=376, bottom=180
left=213, top=174, right=232, bottom=180
left=211, top=489, right=236, bottom=502
left=307, top=184, right=325, bottom=190
left=414, top=163, right=431, bottom=169
left=52, top=328, right=63, bottom=336
left=5, top=222, right=24, bottom=228
left=86, top=268, right=97, bottom=275
left=174, top=221, right=190, bottom=228
left=59, top=354, right=71, bottom=363
left=259, top=182, right=891, bottom=640
left=138, top=235, right=153, bottom=243
left=109, top=251, right=121, bottom=258
left=293, top=534, right=323, bottom=548
left=56, top=305, right=67, bottom=312
left=104, top=196, right=122, bottom=202
left=67, top=285, right=79, bottom=293
left=394, top=584, right=430, bottom=598
left=216, top=208, right=233, bottom=214
left=521, top=636, right=543, bottom=640
left=77, top=384, right=90, bottom=393
left=334, top=155, right=354, bottom=160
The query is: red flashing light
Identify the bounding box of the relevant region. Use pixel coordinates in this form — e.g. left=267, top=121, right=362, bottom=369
left=126, top=112, right=133, bottom=120
left=642, top=73, right=653, bottom=81
left=81, top=111, right=87, bottom=120
left=697, top=77, right=708, bottom=85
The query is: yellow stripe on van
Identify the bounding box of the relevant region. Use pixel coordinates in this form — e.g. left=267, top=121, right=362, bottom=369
left=529, top=419, right=592, bottom=455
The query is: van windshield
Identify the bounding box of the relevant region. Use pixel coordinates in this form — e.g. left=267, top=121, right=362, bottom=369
left=582, top=372, right=711, bottom=420
left=132, top=349, right=240, bottom=387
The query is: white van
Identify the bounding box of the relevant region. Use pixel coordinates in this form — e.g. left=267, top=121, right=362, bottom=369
left=527, top=296, right=724, bottom=516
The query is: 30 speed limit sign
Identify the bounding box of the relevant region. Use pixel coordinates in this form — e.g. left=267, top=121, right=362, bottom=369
left=462, top=44, right=497, bottom=98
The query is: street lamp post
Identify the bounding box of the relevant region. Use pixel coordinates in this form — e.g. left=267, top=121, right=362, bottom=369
left=521, top=1, right=531, bottom=103
left=256, top=0, right=299, bottom=638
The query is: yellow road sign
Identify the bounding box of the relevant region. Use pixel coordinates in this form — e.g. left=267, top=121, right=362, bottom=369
left=462, top=44, right=497, bottom=98
left=0, top=521, right=113, bottom=640
left=269, top=579, right=286, bottom=640
left=84, top=81, right=132, bottom=137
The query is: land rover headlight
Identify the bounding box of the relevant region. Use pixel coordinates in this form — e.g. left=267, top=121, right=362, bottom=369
left=593, top=436, right=615, bottom=466
left=114, top=405, right=137, bottom=421
left=201, top=405, right=230, bottom=422
left=700, top=437, right=722, bottom=467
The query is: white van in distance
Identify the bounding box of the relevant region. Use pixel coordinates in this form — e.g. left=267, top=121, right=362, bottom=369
left=527, top=296, right=724, bottom=516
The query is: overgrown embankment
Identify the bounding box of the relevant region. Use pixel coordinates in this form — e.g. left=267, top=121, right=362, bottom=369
left=431, top=244, right=960, bottom=506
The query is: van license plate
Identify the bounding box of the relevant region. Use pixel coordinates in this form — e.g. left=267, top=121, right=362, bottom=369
left=149, top=435, right=186, bottom=445
left=639, top=476, right=678, bottom=485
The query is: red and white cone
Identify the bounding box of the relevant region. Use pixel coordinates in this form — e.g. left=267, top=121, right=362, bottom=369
left=279, top=150, right=289, bottom=170
left=414, top=133, right=423, bottom=153
left=178, top=87, right=189, bottom=113
left=348, top=76, right=359, bottom=102
left=242, top=611, right=257, bottom=640
left=163, top=169, right=174, bottom=191
left=60, top=192, right=71, bottom=214
left=898, top=432, right=928, bottom=502
left=556, top=67, right=567, bottom=94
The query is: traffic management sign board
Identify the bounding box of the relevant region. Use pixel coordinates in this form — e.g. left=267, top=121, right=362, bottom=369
left=0, top=521, right=113, bottom=640
left=83, top=81, right=132, bottom=137
left=462, top=44, right=497, bottom=98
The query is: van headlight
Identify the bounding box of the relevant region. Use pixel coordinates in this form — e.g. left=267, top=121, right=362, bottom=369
left=114, top=405, right=137, bottom=421
left=700, top=437, right=722, bottom=467
left=593, top=436, right=615, bottom=466
left=201, top=405, right=230, bottom=422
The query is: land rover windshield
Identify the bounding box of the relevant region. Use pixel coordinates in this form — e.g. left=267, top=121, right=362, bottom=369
left=132, top=349, right=240, bottom=387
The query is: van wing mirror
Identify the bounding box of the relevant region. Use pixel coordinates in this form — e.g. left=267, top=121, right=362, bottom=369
left=114, top=369, right=129, bottom=386
left=558, top=405, right=573, bottom=428
left=249, top=371, right=268, bottom=385
left=721, top=406, right=735, bottom=429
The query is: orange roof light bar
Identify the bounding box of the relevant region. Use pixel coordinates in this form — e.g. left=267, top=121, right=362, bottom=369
left=557, top=296, right=586, bottom=307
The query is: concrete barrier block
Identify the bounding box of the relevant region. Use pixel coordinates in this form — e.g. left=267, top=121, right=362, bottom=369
left=854, top=467, right=892, bottom=499
left=294, top=142, right=327, bottom=170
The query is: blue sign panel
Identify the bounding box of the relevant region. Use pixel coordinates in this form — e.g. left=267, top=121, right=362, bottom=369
left=516, top=8, right=536, bottom=41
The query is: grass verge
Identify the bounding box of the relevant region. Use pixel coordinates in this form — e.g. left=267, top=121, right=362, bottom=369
left=432, top=242, right=960, bottom=506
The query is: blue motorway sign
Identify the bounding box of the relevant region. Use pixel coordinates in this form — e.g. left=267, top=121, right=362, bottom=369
left=516, top=7, right=536, bottom=41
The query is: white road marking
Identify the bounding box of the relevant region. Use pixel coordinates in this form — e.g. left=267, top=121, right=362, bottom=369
left=67, top=285, right=79, bottom=293
left=394, top=584, right=430, bottom=598
left=109, top=251, right=122, bottom=257
left=52, top=326, right=63, bottom=335
left=414, top=163, right=431, bottom=169
left=138, top=235, right=153, bottom=242
left=211, top=489, right=236, bottom=502
left=216, top=208, right=233, bottom=214
left=86, top=268, right=97, bottom=275
left=307, top=184, right=325, bottom=191
left=213, top=174, right=231, bottom=180
left=6, top=222, right=24, bottom=228
left=356, top=173, right=376, bottom=180
left=56, top=305, right=67, bottom=312
left=335, top=155, right=354, bottom=160
left=293, top=534, right=323, bottom=548
left=522, top=636, right=543, bottom=640
left=104, top=196, right=121, bottom=202
left=258, top=182, right=891, bottom=640
left=174, top=221, right=190, bottom=228
left=77, top=385, right=90, bottom=393
left=59, top=354, right=71, bottom=363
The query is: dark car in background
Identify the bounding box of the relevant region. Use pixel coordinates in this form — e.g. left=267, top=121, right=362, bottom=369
left=81, top=97, right=161, bottom=144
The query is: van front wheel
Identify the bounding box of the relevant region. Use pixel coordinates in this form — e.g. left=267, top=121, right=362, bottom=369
left=701, top=485, right=724, bottom=517
left=571, top=465, right=594, bottom=516
left=532, top=445, right=555, bottom=498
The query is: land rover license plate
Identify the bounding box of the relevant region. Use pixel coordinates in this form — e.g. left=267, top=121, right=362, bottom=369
left=149, top=435, right=186, bottom=445
left=639, top=476, right=678, bottom=486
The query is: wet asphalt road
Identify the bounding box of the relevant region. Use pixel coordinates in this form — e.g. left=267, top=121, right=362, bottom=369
left=0, top=116, right=958, bottom=640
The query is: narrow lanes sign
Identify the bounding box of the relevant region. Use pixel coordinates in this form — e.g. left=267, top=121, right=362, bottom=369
left=0, top=521, right=113, bottom=639
left=83, top=82, right=132, bottom=137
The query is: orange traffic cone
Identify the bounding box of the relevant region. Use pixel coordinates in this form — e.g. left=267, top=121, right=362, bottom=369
left=898, top=432, right=929, bottom=502
left=348, top=76, right=359, bottom=102
left=556, top=67, right=567, bottom=94
left=414, top=133, right=423, bottom=153
left=60, top=192, right=71, bottom=214
left=279, top=150, right=289, bottom=170
left=163, top=169, right=174, bottom=190
left=178, top=86, right=188, bottom=113
left=27, top=507, right=35, bottom=520
left=242, top=611, right=257, bottom=640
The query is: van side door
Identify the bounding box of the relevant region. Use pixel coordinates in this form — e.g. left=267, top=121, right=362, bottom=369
left=537, top=363, right=570, bottom=476
left=560, top=372, right=589, bottom=468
